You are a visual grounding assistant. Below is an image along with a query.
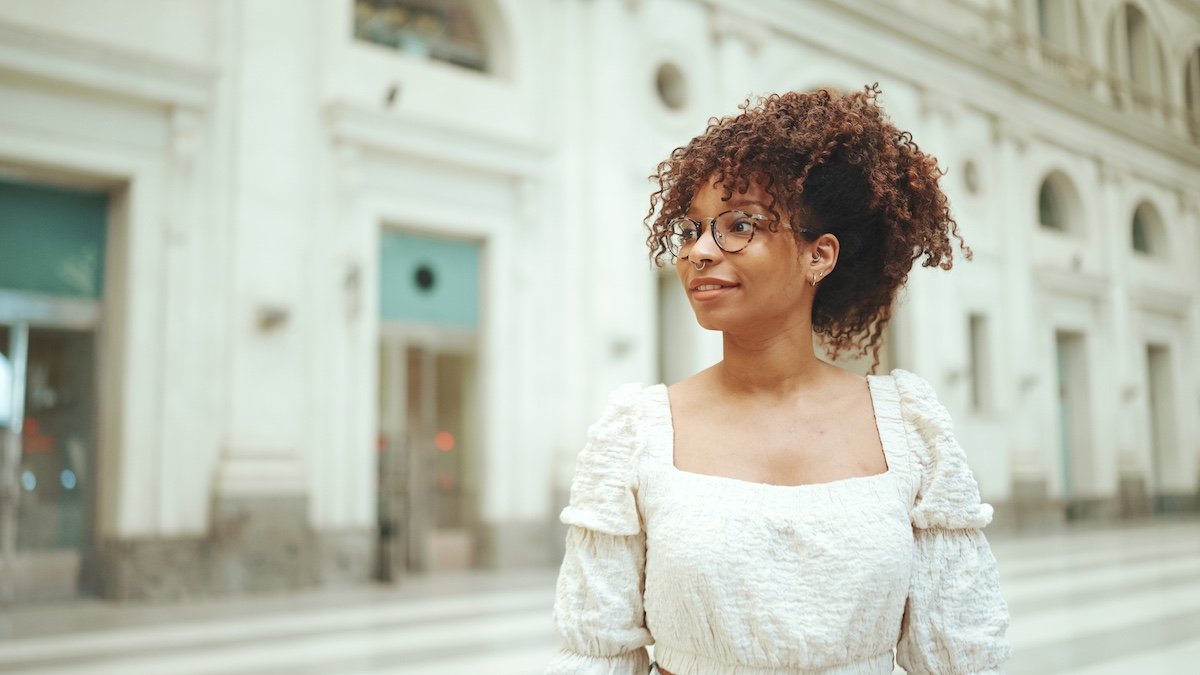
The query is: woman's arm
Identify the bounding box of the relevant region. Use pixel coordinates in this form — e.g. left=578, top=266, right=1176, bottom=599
left=546, top=383, right=653, bottom=675
left=547, top=526, right=651, bottom=674
left=894, top=371, right=1011, bottom=674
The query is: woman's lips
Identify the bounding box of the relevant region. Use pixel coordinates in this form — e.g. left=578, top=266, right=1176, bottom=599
left=689, top=278, right=738, bottom=300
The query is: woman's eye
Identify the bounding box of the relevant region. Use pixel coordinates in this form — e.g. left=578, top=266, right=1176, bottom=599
left=678, top=228, right=699, bottom=241
left=730, top=219, right=755, bottom=234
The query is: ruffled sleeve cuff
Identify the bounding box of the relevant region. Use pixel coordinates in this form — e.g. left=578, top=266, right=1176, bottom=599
left=893, top=369, right=993, bottom=530
left=559, top=383, right=647, bottom=536
left=897, top=527, right=1012, bottom=674
left=545, top=646, right=650, bottom=675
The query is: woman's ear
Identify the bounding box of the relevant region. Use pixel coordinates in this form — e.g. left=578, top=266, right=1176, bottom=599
left=809, top=233, right=839, bottom=278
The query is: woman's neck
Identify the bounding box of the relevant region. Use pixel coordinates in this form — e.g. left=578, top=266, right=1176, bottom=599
left=715, top=318, right=830, bottom=400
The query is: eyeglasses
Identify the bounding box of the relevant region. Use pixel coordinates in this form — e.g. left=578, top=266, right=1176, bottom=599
left=666, top=210, right=804, bottom=258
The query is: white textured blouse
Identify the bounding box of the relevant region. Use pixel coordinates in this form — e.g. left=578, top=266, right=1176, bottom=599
left=547, top=370, right=1010, bottom=675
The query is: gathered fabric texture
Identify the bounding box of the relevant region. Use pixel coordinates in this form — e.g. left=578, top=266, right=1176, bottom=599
left=547, top=370, right=1011, bottom=675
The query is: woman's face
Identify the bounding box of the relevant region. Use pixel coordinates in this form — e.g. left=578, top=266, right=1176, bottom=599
left=675, top=178, right=811, bottom=334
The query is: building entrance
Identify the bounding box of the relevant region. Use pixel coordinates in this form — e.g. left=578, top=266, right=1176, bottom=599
left=0, top=178, right=106, bottom=603
left=0, top=323, right=98, bottom=603
left=375, top=229, right=482, bottom=579
left=377, top=335, right=478, bottom=578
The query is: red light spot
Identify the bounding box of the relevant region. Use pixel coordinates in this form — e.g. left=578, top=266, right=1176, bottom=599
left=437, top=473, right=457, bottom=490
left=434, top=431, right=455, bottom=452
left=24, top=418, right=38, bottom=436
left=377, top=434, right=388, bottom=453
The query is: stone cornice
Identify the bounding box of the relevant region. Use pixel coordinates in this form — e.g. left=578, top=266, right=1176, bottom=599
left=326, top=102, right=550, bottom=178
left=1033, top=268, right=1110, bottom=299
left=723, top=0, right=1200, bottom=171
left=1129, top=284, right=1193, bottom=316
left=0, top=21, right=213, bottom=109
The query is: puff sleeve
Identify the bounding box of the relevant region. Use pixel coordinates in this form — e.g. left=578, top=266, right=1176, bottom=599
left=893, top=370, right=1012, bottom=675
left=546, top=384, right=652, bottom=675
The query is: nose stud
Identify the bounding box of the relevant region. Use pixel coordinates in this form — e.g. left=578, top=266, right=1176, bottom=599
left=692, top=260, right=707, bottom=271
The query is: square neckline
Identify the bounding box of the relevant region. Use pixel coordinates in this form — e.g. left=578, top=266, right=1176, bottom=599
left=649, top=374, right=904, bottom=491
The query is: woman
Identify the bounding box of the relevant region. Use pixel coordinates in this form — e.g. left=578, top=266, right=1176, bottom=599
left=547, top=86, right=1011, bottom=675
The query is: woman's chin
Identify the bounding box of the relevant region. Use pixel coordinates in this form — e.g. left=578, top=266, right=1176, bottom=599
left=691, top=311, right=735, bottom=333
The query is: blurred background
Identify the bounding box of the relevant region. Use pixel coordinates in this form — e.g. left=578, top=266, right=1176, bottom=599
left=0, top=0, right=1198, bottom=673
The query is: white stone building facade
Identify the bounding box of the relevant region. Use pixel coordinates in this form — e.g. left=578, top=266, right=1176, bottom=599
left=0, top=0, right=1197, bottom=602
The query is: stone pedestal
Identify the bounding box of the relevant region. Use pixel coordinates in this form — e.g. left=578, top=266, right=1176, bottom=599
left=210, top=494, right=315, bottom=594
left=98, top=537, right=209, bottom=601
left=1118, top=474, right=1152, bottom=517
left=480, top=520, right=555, bottom=569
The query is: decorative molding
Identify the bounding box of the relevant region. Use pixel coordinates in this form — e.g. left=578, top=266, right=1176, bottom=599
left=1175, top=188, right=1200, bottom=218
left=1129, top=285, right=1192, bottom=316
left=1096, top=157, right=1125, bottom=187
left=1033, top=267, right=1108, bottom=299
left=988, top=113, right=1029, bottom=152
left=0, top=22, right=213, bottom=108
left=334, top=141, right=363, bottom=196
left=326, top=103, right=550, bottom=179
left=918, top=85, right=960, bottom=126
left=709, top=6, right=774, bottom=55
left=169, top=107, right=202, bottom=163
left=212, top=446, right=308, bottom=498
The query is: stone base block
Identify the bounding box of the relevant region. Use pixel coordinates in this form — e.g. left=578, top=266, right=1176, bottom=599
left=990, top=477, right=1065, bottom=533
left=211, top=495, right=315, bottom=594
left=1154, top=493, right=1200, bottom=514
left=98, top=536, right=209, bottom=601
left=480, top=520, right=555, bottom=569
left=1065, top=496, right=1121, bottom=521
left=1119, top=475, right=1152, bottom=518
left=315, top=528, right=373, bottom=587
left=97, top=495, right=372, bottom=600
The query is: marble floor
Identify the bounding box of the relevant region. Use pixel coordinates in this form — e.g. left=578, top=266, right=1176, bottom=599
left=0, top=518, right=1197, bottom=674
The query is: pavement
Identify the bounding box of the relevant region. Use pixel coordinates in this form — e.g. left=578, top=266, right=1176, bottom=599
left=1, top=518, right=1198, bottom=674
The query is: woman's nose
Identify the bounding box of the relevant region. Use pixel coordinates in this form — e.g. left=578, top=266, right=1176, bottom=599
left=688, top=223, right=723, bottom=262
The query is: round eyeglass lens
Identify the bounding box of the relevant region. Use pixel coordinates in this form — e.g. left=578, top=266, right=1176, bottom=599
left=667, top=219, right=697, bottom=256
left=714, top=211, right=757, bottom=253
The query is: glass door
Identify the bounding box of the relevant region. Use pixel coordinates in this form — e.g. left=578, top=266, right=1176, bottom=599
left=0, top=323, right=97, bottom=603
left=377, top=333, right=478, bottom=578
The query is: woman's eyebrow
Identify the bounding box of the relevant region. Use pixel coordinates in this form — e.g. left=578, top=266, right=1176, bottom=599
left=728, top=198, right=771, bottom=211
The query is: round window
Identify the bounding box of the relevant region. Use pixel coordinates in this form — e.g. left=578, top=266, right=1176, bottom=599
left=414, top=264, right=436, bottom=292
left=655, top=62, right=687, bottom=111
left=963, top=160, right=980, bottom=195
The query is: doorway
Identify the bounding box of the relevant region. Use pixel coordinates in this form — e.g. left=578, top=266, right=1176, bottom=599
left=1145, top=344, right=1175, bottom=512
left=377, top=334, right=479, bottom=578
left=1, top=324, right=98, bottom=603
left=0, top=176, right=107, bottom=603
left=375, top=228, right=482, bottom=580
left=1055, top=331, right=1090, bottom=517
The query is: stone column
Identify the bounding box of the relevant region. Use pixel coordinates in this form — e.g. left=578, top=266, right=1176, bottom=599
left=210, top=0, right=321, bottom=593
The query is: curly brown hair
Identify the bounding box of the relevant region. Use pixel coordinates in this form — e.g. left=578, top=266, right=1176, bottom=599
left=645, top=84, right=969, bottom=369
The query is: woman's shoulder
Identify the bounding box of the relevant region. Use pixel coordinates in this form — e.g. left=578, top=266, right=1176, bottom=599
left=585, top=382, right=664, bottom=439
left=865, top=368, right=953, bottom=434
left=559, top=382, right=665, bottom=535
left=871, top=369, right=991, bottom=529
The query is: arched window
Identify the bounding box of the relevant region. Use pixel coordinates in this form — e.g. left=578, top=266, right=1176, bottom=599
left=1037, top=172, right=1080, bottom=233
left=1036, top=0, right=1085, bottom=55
left=354, top=0, right=491, bottom=72
left=1131, top=201, right=1166, bottom=255
left=1186, top=47, right=1200, bottom=143
left=1039, top=181, right=1063, bottom=230
left=1108, top=3, right=1168, bottom=115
